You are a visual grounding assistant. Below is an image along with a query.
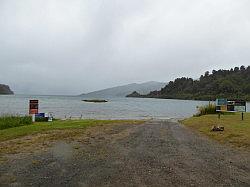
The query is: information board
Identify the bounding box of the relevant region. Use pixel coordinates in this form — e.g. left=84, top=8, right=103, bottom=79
left=216, top=99, right=246, bottom=112
left=234, top=100, right=246, bottom=112
left=29, top=100, right=39, bottom=114
left=216, top=99, right=228, bottom=112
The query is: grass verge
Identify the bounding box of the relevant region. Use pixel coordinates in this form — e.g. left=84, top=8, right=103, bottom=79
left=0, top=116, right=32, bottom=130
left=0, top=119, right=144, bottom=142
left=181, top=113, right=250, bottom=150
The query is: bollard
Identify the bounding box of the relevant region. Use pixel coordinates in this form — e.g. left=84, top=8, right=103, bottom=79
left=32, top=114, right=35, bottom=122
left=48, top=112, right=53, bottom=122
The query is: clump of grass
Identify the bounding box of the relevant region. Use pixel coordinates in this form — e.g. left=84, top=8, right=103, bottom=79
left=0, top=115, right=32, bottom=130
left=194, top=103, right=216, bottom=117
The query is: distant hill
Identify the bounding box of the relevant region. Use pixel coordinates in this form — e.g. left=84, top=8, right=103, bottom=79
left=0, top=84, right=14, bottom=95
left=80, top=81, right=166, bottom=98
left=127, top=66, right=250, bottom=101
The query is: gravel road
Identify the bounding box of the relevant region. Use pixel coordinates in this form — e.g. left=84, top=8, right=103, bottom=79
left=1, top=120, right=250, bottom=187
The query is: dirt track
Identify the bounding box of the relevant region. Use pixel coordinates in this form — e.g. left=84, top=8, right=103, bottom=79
left=1, top=120, right=250, bottom=187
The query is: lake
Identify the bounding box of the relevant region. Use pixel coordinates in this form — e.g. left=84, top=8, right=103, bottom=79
left=0, top=95, right=249, bottom=120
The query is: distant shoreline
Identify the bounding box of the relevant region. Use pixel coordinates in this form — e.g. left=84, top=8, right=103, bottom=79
left=127, top=95, right=250, bottom=102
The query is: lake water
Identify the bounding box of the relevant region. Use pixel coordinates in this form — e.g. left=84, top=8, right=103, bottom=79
left=0, top=95, right=249, bottom=120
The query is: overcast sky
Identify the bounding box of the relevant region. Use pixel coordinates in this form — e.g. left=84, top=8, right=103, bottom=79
left=0, top=0, right=249, bottom=95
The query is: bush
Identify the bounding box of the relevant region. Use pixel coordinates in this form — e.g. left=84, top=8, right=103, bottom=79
left=0, top=115, right=32, bottom=130
left=35, top=117, right=48, bottom=122
left=194, top=103, right=216, bottom=117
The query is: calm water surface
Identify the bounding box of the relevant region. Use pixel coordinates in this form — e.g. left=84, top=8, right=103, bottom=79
left=0, top=95, right=249, bottom=119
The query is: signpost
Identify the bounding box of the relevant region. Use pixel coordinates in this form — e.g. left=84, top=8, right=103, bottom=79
left=29, top=100, right=39, bottom=122
left=29, top=100, right=39, bottom=115
left=216, top=99, right=246, bottom=120
left=29, top=100, right=53, bottom=122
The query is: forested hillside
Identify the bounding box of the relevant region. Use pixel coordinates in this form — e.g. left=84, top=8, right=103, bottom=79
left=127, top=66, right=250, bottom=101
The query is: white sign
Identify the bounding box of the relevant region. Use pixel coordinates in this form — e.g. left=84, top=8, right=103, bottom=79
left=234, top=106, right=246, bottom=112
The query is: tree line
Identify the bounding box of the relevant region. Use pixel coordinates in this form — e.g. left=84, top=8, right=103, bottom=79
left=127, top=66, right=250, bottom=101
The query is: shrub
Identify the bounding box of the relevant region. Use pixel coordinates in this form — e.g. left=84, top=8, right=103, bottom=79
left=0, top=115, right=32, bottom=130
left=194, top=103, right=216, bottom=117
left=35, top=117, right=48, bottom=122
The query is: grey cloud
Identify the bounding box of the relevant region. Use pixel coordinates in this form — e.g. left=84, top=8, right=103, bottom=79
left=0, top=0, right=249, bottom=95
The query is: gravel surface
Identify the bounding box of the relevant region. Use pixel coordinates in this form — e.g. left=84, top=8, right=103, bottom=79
left=0, top=120, right=250, bottom=187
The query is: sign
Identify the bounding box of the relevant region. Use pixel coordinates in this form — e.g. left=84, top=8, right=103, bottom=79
left=29, top=100, right=39, bottom=114
left=216, top=99, right=228, bottom=112
left=35, top=113, right=45, bottom=118
left=216, top=98, right=227, bottom=106
left=235, top=106, right=246, bottom=112
left=234, top=100, right=246, bottom=112
left=216, top=99, right=246, bottom=112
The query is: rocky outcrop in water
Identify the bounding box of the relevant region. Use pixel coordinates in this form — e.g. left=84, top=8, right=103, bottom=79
left=126, top=91, right=141, bottom=98
left=0, top=84, right=14, bottom=95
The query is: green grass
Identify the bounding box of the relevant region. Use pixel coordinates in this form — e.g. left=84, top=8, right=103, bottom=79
left=181, top=113, right=250, bottom=150
left=0, top=119, right=143, bottom=142
left=0, top=116, right=32, bottom=130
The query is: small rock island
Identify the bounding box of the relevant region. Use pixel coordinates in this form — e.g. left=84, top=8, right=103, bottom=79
left=0, top=84, right=14, bottom=95
left=82, top=99, right=108, bottom=103
left=126, top=91, right=141, bottom=98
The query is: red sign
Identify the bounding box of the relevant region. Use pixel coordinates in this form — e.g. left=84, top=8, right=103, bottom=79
left=29, top=100, right=39, bottom=114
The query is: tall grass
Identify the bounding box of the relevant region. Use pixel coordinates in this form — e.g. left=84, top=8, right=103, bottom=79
left=0, top=115, right=32, bottom=130
left=194, top=103, right=216, bottom=117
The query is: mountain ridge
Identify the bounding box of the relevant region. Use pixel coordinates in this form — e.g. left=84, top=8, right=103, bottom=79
left=80, top=81, right=166, bottom=98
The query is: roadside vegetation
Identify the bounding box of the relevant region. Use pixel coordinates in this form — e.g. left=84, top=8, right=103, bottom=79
left=0, top=119, right=143, bottom=142
left=181, top=113, right=250, bottom=150
left=0, top=119, right=144, bottom=155
left=194, top=103, right=216, bottom=116
left=0, top=116, right=32, bottom=130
